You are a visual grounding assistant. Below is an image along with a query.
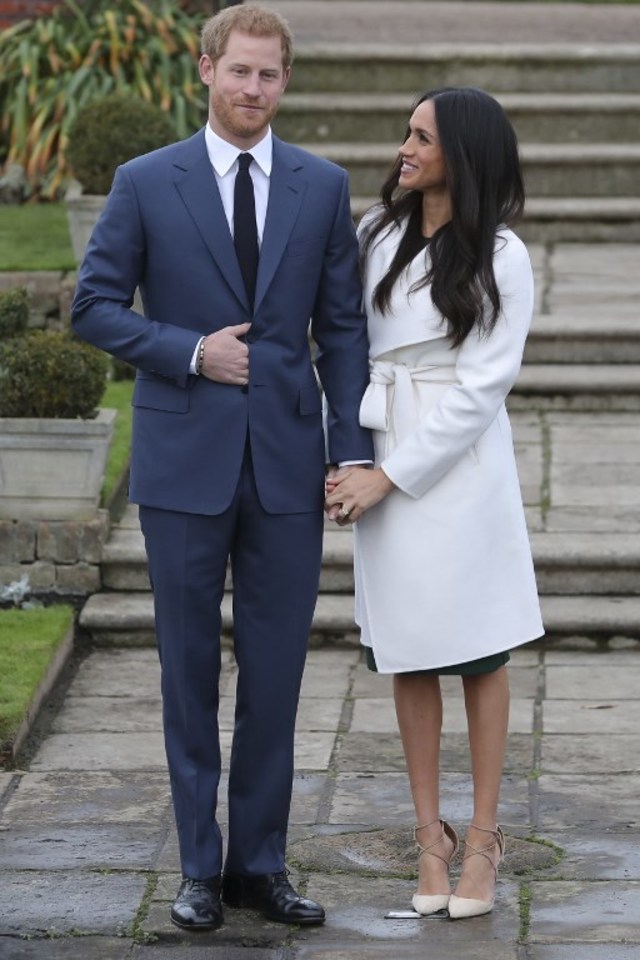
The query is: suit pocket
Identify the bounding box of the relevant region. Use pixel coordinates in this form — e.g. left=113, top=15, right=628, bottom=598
left=133, top=377, right=189, bottom=413
left=299, top=385, right=322, bottom=416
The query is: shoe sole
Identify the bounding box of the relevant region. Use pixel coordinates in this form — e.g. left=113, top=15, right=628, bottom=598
left=223, top=899, right=325, bottom=925
left=170, top=914, right=223, bottom=931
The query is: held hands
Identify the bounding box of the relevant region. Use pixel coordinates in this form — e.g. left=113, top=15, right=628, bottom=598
left=200, top=322, right=251, bottom=385
left=325, top=466, right=395, bottom=526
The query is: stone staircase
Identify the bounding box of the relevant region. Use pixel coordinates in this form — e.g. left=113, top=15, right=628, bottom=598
left=78, top=30, right=640, bottom=648
left=274, top=44, right=640, bottom=243
left=80, top=502, right=640, bottom=648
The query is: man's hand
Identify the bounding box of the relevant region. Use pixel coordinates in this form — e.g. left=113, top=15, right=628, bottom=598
left=200, top=323, right=251, bottom=384
left=325, top=466, right=395, bottom=525
left=325, top=465, right=351, bottom=522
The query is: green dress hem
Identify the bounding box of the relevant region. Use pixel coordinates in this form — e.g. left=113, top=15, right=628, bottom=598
left=364, top=646, right=510, bottom=676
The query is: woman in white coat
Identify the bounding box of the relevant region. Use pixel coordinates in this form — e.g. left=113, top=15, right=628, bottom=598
left=326, top=87, right=544, bottom=920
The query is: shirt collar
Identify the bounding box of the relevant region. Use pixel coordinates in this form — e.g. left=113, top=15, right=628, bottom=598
left=204, top=123, right=273, bottom=178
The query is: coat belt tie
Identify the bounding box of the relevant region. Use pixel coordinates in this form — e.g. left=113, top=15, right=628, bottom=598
left=360, top=360, right=457, bottom=446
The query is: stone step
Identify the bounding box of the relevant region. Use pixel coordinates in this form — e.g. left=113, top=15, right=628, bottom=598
left=101, top=527, right=640, bottom=597
left=275, top=92, right=640, bottom=145
left=509, top=364, right=640, bottom=411
left=79, top=590, right=640, bottom=647
left=290, top=44, right=640, bottom=95
left=525, top=316, right=640, bottom=365
left=304, top=141, right=640, bottom=198
left=352, top=196, right=640, bottom=244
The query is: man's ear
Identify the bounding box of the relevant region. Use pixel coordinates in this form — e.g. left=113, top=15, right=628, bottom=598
left=199, top=54, right=214, bottom=86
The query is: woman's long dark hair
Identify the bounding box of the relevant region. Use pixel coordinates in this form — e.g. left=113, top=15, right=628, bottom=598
left=360, top=87, right=525, bottom=346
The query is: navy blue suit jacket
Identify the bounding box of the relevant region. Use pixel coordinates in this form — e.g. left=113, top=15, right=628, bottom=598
left=72, top=129, right=373, bottom=515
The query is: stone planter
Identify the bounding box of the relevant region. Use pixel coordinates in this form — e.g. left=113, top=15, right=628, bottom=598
left=0, top=408, right=116, bottom=520
left=64, top=185, right=105, bottom=265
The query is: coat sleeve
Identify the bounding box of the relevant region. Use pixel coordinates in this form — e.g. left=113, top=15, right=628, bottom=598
left=312, top=171, right=374, bottom=464
left=71, top=165, right=200, bottom=388
left=381, top=233, right=534, bottom=499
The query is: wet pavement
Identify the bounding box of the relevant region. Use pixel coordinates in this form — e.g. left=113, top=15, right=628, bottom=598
left=1, top=636, right=639, bottom=958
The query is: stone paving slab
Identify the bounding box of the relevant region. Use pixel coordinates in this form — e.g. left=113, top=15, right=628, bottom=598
left=544, top=831, right=640, bottom=881
left=52, top=697, right=163, bottom=733
left=334, top=730, right=536, bottom=774
left=328, top=772, right=530, bottom=828
left=294, top=946, right=519, bottom=960
left=537, top=774, right=640, bottom=831
left=132, top=949, right=283, bottom=960
left=0, top=939, right=133, bottom=960
left=0, top=771, right=171, bottom=824
left=0, top=872, right=146, bottom=936
left=350, top=696, right=535, bottom=734
left=542, top=699, right=640, bottom=734
left=0, top=823, right=163, bottom=871
left=541, top=733, right=640, bottom=775
left=29, top=731, right=167, bottom=771
left=303, top=873, right=521, bottom=945
left=140, top=901, right=292, bottom=950
left=528, top=946, right=640, bottom=960
left=545, top=665, right=640, bottom=699
left=68, top=650, right=160, bottom=698
left=528, top=880, right=640, bottom=943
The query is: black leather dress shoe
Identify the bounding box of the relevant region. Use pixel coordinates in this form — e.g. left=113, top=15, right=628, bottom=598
left=170, top=876, right=223, bottom=930
left=222, top=870, right=325, bottom=925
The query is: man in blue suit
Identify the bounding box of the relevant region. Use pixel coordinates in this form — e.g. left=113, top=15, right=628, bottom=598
left=72, top=2, right=372, bottom=933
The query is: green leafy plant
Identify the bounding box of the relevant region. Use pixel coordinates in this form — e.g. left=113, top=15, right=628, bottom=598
left=67, top=93, right=177, bottom=194
left=0, top=329, right=109, bottom=418
left=0, top=287, right=29, bottom=338
left=0, top=0, right=206, bottom=199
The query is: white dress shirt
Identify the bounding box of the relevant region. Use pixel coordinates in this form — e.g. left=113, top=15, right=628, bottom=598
left=189, top=125, right=272, bottom=373
left=204, top=122, right=271, bottom=245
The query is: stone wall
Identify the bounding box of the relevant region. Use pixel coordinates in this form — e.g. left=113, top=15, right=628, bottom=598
left=0, top=0, right=57, bottom=28
left=0, top=512, right=110, bottom=598
left=0, top=271, right=75, bottom=330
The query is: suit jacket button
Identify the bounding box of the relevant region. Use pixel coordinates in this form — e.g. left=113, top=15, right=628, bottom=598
left=241, top=384, right=248, bottom=394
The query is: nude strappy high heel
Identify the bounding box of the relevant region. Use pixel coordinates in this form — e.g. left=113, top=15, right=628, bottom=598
left=411, top=818, right=459, bottom=915
left=448, top=824, right=505, bottom=920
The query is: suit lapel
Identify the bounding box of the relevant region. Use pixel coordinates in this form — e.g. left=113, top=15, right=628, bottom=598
left=254, top=138, right=306, bottom=314
left=172, top=130, right=249, bottom=310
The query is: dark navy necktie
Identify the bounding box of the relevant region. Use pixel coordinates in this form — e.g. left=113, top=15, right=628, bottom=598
left=234, top=153, right=259, bottom=309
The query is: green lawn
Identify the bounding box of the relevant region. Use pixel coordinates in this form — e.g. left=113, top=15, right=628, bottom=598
left=0, top=203, right=75, bottom=271
left=101, top=378, right=134, bottom=504
left=0, top=605, right=74, bottom=751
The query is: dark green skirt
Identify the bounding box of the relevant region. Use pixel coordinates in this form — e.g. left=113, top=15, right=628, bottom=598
left=364, top=646, right=510, bottom=676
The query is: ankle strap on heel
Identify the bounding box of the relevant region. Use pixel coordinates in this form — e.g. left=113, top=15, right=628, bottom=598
left=413, top=818, right=459, bottom=865
left=462, top=825, right=505, bottom=875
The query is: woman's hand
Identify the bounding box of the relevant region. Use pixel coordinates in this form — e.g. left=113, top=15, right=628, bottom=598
left=325, top=467, right=395, bottom=525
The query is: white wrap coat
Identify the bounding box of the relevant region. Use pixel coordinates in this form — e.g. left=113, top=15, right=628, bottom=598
left=354, top=217, right=544, bottom=673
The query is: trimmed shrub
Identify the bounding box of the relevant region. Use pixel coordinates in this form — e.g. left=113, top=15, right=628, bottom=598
left=0, top=330, right=109, bottom=418
left=0, top=287, right=29, bottom=338
left=67, top=94, right=177, bottom=195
